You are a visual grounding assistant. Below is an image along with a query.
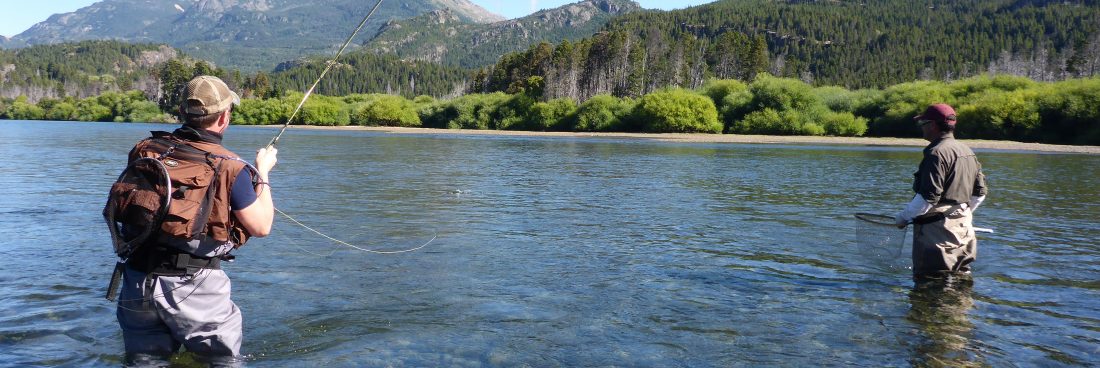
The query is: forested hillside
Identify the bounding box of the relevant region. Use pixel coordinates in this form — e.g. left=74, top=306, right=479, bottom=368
left=261, top=52, right=472, bottom=98
left=477, top=0, right=1100, bottom=101
left=0, top=41, right=179, bottom=101
left=365, top=0, right=641, bottom=68
left=1, top=41, right=473, bottom=107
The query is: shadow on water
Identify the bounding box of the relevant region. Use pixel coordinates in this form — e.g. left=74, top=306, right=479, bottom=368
left=905, top=276, right=983, bottom=368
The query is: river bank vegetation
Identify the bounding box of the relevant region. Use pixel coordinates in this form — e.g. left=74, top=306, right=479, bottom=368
left=4, top=74, right=1097, bottom=145
left=4, top=0, right=1100, bottom=147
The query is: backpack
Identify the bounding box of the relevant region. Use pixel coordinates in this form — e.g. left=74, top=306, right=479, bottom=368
left=103, top=135, right=225, bottom=259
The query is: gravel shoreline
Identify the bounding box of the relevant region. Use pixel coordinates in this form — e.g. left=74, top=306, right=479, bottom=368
left=265, top=125, right=1100, bottom=154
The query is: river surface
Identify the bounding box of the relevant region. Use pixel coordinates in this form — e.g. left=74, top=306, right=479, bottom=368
left=0, top=120, right=1097, bottom=367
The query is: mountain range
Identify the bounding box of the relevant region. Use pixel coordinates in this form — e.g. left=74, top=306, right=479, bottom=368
left=0, top=0, right=507, bottom=71
left=365, top=0, right=641, bottom=69
left=8, top=0, right=1096, bottom=101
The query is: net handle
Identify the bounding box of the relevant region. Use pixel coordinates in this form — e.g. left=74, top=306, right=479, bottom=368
left=855, top=212, right=995, bottom=233
left=854, top=213, right=897, bottom=227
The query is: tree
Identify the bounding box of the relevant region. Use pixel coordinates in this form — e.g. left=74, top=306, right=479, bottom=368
left=192, top=61, right=215, bottom=78
left=352, top=95, right=420, bottom=127
left=625, top=45, right=647, bottom=98
left=75, top=97, right=114, bottom=121
left=158, top=59, right=193, bottom=115
left=234, top=97, right=292, bottom=125
left=7, top=97, right=46, bottom=120
left=635, top=88, right=721, bottom=133
left=524, top=98, right=576, bottom=131
left=744, top=35, right=769, bottom=81
left=298, top=96, right=350, bottom=126
left=572, top=94, right=633, bottom=132
left=44, top=102, right=78, bottom=121
left=250, top=72, right=271, bottom=99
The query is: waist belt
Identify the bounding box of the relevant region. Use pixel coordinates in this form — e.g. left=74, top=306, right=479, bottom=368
left=913, top=202, right=970, bottom=225
left=912, top=212, right=945, bottom=225
left=128, top=245, right=221, bottom=276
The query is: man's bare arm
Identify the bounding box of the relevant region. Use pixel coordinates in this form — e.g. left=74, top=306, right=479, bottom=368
left=234, top=147, right=278, bottom=237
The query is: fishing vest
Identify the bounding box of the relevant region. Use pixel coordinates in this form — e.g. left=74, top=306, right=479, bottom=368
left=106, top=131, right=252, bottom=259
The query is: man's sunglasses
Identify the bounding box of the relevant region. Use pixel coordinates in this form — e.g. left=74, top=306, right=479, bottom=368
left=917, top=119, right=936, bottom=127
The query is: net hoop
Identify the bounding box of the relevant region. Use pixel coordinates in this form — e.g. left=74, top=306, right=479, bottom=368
left=854, top=213, right=896, bottom=227
left=854, top=212, right=908, bottom=262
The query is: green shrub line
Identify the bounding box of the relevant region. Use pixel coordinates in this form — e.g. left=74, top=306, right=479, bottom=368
left=3, top=74, right=1098, bottom=145
left=2, top=91, right=175, bottom=124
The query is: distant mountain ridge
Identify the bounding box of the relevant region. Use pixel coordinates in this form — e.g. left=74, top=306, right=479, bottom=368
left=366, top=0, right=643, bottom=68
left=0, top=0, right=505, bottom=71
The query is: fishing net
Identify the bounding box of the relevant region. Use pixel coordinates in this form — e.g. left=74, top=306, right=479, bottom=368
left=854, top=213, right=908, bottom=259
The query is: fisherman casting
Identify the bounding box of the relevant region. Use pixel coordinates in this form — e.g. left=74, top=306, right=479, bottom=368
left=100, top=1, right=390, bottom=363
left=895, top=103, right=989, bottom=279
left=104, top=76, right=278, bottom=366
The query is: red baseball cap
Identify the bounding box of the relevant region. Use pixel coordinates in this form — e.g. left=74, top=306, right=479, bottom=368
left=914, top=103, right=957, bottom=125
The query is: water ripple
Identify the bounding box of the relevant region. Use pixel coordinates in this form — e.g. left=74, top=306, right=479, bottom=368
left=2, top=121, right=1098, bottom=366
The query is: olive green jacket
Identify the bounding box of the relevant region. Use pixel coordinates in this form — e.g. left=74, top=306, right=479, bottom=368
left=913, top=133, right=988, bottom=206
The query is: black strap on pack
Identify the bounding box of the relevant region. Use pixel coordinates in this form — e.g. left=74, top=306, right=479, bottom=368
left=127, top=245, right=221, bottom=277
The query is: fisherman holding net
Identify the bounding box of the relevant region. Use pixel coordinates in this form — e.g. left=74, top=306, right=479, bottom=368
left=106, top=76, right=278, bottom=366
left=894, top=103, right=988, bottom=279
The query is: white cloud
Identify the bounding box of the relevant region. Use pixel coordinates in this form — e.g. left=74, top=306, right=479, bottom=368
left=529, top=0, right=538, bottom=14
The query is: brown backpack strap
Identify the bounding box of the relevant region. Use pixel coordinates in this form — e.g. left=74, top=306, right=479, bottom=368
left=188, top=159, right=222, bottom=240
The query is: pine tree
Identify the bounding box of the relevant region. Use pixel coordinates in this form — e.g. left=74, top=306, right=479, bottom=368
left=157, top=59, right=193, bottom=115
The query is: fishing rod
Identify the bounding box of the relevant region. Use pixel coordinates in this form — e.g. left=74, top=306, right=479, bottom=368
left=258, top=0, right=435, bottom=255
left=266, top=0, right=385, bottom=148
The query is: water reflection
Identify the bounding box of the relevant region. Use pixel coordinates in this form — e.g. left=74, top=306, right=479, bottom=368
left=907, top=276, right=982, bottom=367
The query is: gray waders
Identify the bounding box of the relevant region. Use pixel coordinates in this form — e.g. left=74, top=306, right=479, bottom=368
left=116, top=253, right=243, bottom=367
left=912, top=203, right=977, bottom=277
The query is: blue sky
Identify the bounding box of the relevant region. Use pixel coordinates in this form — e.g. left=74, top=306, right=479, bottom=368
left=0, top=0, right=715, bottom=37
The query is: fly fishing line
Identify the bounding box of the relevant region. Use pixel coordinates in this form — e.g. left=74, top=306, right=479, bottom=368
left=277, top=208, right=437, bottom=255
left=254, top=0, right=435, bottom=254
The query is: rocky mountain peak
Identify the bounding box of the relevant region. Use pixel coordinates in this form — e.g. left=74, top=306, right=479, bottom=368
left=366, top=0, right=643, bottom=68
left=431, top=0, right=505, bottom=23
left=425, top=8, right=462, bottom=24
left=598, top=0, right=641, bottom=14
left=1, top=0, right=506, bottom=70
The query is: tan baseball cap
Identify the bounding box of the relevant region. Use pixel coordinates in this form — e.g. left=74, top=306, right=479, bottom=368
left=182, top=76, right=240, bottom=115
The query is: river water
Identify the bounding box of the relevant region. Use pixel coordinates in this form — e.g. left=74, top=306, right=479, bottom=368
left=0, top=120, right=1097, bottom=367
